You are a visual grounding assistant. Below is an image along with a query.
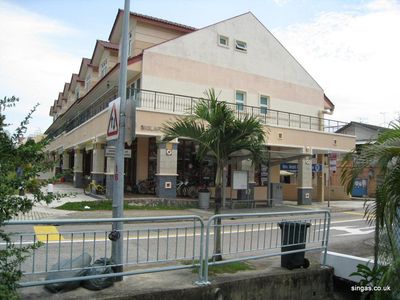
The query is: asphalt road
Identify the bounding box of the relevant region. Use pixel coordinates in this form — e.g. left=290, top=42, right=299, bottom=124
left=2, top=206, right=374, bottom=280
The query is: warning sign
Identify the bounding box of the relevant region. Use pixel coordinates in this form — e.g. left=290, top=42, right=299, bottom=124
left=107, top=98, right=120, bottom=140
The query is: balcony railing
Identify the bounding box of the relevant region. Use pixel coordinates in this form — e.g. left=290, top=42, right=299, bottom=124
left=135, top=89, right=347, bottom=133
left=48, top=88, right=348, bottom=138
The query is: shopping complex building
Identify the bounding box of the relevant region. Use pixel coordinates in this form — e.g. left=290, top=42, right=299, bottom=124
left=45, top=10, right=356, bottom=204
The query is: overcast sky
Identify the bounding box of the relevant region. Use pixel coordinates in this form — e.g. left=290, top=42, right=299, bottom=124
left=1, top=0, right=399, bottom=136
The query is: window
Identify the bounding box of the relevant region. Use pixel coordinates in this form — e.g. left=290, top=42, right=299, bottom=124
left=75, top=86, right=80, bottom=100
left=218, top=35, right=229, bottom=47
left=85, top=73, right=91, bottom=90
left=235, top=91, right=246, bottom=111
left=100, top=59, right=108, bottom=77
left=260, top=95, right=269, bottom=114
left=235, top=40, right=247, bottom=52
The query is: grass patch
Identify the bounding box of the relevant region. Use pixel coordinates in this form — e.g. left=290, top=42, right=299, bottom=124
left=56, top=200, right=196, bottom=211
left=181, top=259, right=253, bottom=275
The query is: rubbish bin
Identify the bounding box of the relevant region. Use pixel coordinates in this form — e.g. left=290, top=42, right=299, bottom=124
left=278, top=221, right=310, bottom=270
left=198, top=190, right=210, bottom=209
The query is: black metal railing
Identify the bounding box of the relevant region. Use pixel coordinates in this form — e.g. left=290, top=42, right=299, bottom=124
left=49, top=88, right=348, bottom=138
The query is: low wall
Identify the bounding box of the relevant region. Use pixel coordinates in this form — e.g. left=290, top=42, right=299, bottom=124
left=112, top=267, right=334, bottom=300
left=283, top=184, right=351, bottom=201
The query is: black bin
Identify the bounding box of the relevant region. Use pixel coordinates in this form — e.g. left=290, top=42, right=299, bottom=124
left=278, top=221, right=310, bottom=270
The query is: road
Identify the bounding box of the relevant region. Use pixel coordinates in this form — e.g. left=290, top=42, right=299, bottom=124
left=2, top=205, right=374, bottom=280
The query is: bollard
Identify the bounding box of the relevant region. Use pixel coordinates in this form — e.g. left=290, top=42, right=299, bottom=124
left=47, top=183, right=54, bottom=195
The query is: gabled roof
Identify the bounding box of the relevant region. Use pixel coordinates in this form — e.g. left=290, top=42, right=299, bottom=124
left=324, top=94, right=335, bottom=111
left=78, top=58, right=91, bottom=78
left=108, top=10, right=196, bottom=42
left=90, top=40, right=119, bottom=66
left=336, top=121, right=387, bottom=134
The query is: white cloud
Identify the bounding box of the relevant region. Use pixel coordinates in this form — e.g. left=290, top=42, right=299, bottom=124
left=0, top=2, right=81, bottom=134
left=273, top=0, right=400, bottom=127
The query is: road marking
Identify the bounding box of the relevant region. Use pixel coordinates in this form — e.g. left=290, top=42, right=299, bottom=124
left=331, top=225, right=375, bottom=236
left=4, top=218, right=368, bottom=246
left=33, top=226, right=64, bottom=242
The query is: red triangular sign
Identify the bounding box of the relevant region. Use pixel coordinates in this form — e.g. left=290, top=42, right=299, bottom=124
left=107, top=103, right=119, bottom=137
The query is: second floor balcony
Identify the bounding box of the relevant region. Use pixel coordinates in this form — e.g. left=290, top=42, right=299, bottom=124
left=47, top=88, right=349, bottom=139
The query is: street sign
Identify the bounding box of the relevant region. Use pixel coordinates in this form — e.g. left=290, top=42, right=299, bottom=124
left=105, top=146, right=132, bottom=158
left=107, top=98, right=120, bottom=140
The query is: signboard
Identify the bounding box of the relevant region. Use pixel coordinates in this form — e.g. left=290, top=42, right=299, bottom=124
left=232, top=171, right=248, bottom=190
left=329, top=153, right=337, bottom=172
left=105, top=146, right=132, bottom=158
left=106, top=98, right=120, bottom=140
left=280, top=163, right=323, bottom=173
left=260, top=163, right=269, bottom=186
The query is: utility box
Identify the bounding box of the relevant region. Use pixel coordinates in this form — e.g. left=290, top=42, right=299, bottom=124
left=270, top=183, right=283, bottom=205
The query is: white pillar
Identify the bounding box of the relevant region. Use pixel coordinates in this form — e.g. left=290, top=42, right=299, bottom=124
left=297, top=149, right=313, bottom=205
left=73, top=147, right=83, bottom=188
left=92, top=143, right=105, bottom=184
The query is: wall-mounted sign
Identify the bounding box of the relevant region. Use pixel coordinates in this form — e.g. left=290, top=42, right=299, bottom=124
left=140, top=125, right=163, bottom=132
left=280, top=163, right=323, bottom=173
left=105, top=146, right=131, bottom=158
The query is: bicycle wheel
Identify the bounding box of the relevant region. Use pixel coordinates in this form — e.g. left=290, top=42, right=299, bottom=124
left=96, top=185, right=105, bottom=195
left=188, top=186, right=198, bottom=199
left=137, top=182, right=147, bottom=194
left=83, top=184, right=91, bottom=195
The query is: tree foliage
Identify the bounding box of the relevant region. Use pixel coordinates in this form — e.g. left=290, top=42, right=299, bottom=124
left=341, top=121, right=400, bottom=298
left=162, top=89, right=268, bottom=259
left=0, top=96, right=61, bottom=298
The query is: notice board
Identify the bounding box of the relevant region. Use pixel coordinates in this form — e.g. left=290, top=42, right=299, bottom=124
left=232, top=171, right=248, bottom=190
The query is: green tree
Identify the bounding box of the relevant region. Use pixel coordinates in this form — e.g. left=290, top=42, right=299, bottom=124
left=341, top=121, right=400, bottom=299
left=162, top=89, right=268, bottom=260
left=0, top=96, right=61, bottom=299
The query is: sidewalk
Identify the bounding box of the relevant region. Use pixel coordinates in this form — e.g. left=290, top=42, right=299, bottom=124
left=13, top=183, right=366, bottom=221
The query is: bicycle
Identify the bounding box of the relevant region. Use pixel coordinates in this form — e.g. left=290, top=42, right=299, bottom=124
left=137, top=177, right=156, bottom=194
left=83, top=180, right=106, bottom=195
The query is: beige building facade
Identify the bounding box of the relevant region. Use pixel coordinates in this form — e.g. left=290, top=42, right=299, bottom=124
left=46, top=10, right=355, bottom=203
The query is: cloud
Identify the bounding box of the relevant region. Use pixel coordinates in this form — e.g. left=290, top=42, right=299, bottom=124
left=0, top=2, right=81, bottom=134
left=273, top=0, right=400, bottom=126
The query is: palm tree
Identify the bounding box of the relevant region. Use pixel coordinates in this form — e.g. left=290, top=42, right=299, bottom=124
left=162, top=88, right=268, bottom=260
left=341, top=121, right=400, bottom=295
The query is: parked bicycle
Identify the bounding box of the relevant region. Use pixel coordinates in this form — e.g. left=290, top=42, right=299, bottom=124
left=176, top=178, right=198, bottom=198
left=83, top=178, right=106, bottom=195
left=137, top=177, right=156, bottom=194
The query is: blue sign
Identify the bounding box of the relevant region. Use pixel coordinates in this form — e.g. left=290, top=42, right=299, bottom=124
left=280, top=163, right=323, bottom=173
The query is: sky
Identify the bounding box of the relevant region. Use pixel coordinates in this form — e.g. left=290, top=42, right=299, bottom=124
left=0, top=0, right=399, bottom=136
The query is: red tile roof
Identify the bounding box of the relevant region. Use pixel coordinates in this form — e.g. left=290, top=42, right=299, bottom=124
left=108, top=10, right=196, bottom=41
left=98, top=40, right=119, bottom=51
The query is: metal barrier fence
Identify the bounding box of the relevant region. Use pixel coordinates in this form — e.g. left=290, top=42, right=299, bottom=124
left=3, top=216, right=204, bottom=287
left=203, top=210, right=330, bottom=283
left=3, top=210, right=330, bottom=287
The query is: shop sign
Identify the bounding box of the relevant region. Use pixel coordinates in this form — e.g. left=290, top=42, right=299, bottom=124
left=105, top=146, right=131, bottom=158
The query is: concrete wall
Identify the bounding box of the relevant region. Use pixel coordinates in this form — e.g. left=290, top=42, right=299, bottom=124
left=142, top=12, right=325, bottom=117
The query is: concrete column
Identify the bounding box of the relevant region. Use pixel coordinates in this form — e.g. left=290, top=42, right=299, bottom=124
left=73, top=147, right=84, bottom=188
left=92, top=143, right=105, bottom=185
left=297, top=152, right=313, bottom=205
left=62, top=150, right=73, bottom=182
left=105, top=156, right=115, bottom=199
left=315, top=154, right=325, bottom=202
left=155, top=138, right=178, bottom=198
left=136, top=137, right=149, bottom=182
